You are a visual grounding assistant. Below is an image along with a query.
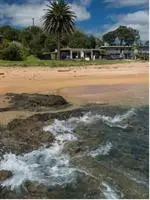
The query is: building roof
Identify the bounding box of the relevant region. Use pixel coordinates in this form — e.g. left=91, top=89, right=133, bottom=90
left=61, top=48, right=103, bottom=52
left=101, top=45, right=132, bottom=48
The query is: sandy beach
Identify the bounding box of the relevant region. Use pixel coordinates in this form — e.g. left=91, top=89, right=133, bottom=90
left=0, top=61, right=149, bottom=125
left=0, top=61, right=148, bottom=104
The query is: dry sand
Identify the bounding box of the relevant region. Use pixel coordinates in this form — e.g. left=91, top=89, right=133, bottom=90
left=0, top=61, right=149, bottom=124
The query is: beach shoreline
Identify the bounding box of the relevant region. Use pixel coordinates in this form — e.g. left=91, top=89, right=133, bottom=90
left=0, top=61, right=148, bottom=125
left=0, top=61, right=148, bottom=101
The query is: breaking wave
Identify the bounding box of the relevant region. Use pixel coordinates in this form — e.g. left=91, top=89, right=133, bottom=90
left=0, top=144, right=76, bottom=190
left=0, top=108, right=136, bottom=190
left=88, top=142, right=113, bottom=157
left=0, top=120, right=78, bottom=190
left=44, top=108, right=136, bottom=133
left=101, top=182, right=121, bottom=199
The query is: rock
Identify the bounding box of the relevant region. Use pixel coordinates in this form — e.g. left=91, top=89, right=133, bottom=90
left=1, top=106, right=86, bottom=155
left=0, top=73, right=4, bottom=76
left=40, top=131, right=55, bottom=145
left=0, top=170, right=13, bottom=181
left=63, top=141, right=84, bottom=156
left=1, top=119, right=55, bottom=154
left=23, top=181, right=49, bottom=198
left=57, top=69, right=71, bottom=72
left=6, top=93, right=69, bottom=111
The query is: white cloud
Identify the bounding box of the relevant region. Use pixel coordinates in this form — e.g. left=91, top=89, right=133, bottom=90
left=80, top=0, right=93, bottom=6
left=104, top=10, right=149, bottom=41
left=0, top=1, right=91, bottom=27
left=119, top=11, right=149, bottom=25
left=70, top=3, right=91, bottom=21
left=104, top=0, right=148, bottom=7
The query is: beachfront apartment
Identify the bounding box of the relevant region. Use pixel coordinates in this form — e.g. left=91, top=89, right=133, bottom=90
left=57, top=45, right=149, bottom=60
left=100, top=45, right=134, bottom=59
left=58, top=46, right=134, bottom=60
left=138, top=45, right=149, bottom=54
left=59, top=48, right=106, bottom=60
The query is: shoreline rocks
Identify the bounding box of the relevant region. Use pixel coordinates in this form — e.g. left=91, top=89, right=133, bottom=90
left=0, top=93, right=69, bottom=112
left=0, top=170, right=13, bottom=182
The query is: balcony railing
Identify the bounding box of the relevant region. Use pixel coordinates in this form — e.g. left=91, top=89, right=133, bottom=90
left=106, top=50, right=133, bottom=54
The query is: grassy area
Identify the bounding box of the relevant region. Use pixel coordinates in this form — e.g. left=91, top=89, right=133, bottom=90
left=0, top=55, right=136, bottom=67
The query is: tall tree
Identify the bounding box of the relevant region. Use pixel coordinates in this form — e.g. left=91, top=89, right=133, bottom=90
left=114, top=26, right=140, bottom=45
left=89, top=35, right=96, bottom=49
left=103, top=26, right=140, bottom=46
left=0, top=25, right=20, bottom=41
left=68, top=30, right=91, bottom=48
left=115, top=26, right=127, bottom=45
left=95, top=37, right=104, bottom=48
left=42, top=0, right=76, bottom=60
left=103, top=31, right=116, bottom=45
left=145, top=41, right=149, bottom=46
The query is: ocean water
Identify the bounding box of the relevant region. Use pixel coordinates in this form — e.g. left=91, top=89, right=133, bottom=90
left=0, top=106, right=149, bottom=199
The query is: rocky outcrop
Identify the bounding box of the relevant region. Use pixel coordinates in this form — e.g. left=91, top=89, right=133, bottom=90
left=0, top=93, right=69, bottom=112
left=0, top=119, right=55, bottom=155
left=0, top=106, right=87, bottom=156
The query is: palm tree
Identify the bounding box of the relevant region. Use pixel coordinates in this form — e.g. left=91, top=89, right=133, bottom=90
left=42, top=0, right=76, bottom=60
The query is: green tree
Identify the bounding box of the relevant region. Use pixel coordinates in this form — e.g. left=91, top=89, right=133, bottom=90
left=88, top=35, right=96, bottom=49
left=115, top=26, right=126, bottom=45
left=103, top=26, right=140, bottom=46
left=68, top=31, right=90, bottom=48
left=114, top=26, right=140, bottom=45
left=42, top=0, right=76, bottom=60
left=2, top=41, right=28, bottom=61
left=145, top=41, right=149, bottom=46
left=103, top=31, right=116, bottom=45
left=19, top=28, right=33, bottom=47
left=29, top=32, right=47, bottom=56
left=44, top=36, right=57, bottom=52
left=115, top=26, right=140, bottom=45
left=19, top=26, right=42, bottom=47
left=95, top=37, right=104, bottom=48
left=0, top=25, right=20, bottom=41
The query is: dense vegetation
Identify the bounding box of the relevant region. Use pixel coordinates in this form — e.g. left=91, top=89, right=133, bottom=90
left=0, top=25, right=103, bottom=61
left=0, top=25, right=148, bottom=62
left=1, top=41, right=28, bottom=61
left=0, top=0, right=148, bottom=63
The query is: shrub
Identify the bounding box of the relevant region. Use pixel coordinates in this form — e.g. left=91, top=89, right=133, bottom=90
left=1, top=41, right=28, bottom=61
left=0, top=39, right=10, bottom=59
left=136, top=53, right=149, bottom=60
left=35, top=51, right=51, bottom=60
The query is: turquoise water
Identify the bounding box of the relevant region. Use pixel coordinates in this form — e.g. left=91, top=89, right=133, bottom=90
left=0, top=106, right=149, bottom=199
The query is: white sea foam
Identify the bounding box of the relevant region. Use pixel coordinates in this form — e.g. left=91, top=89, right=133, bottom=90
left=43, top=119, right=75, bottom=135
left=43, top=108, right=136, bottom=134
left=88, top=142, right=113, bottom=157
left=0, top=143, right=77, bottom=190
left=101, top=182, right=120, bottom=199
left=0, top=124, right=77, bottom=190
left=99, top=108, right=136, bottom=129
left=0, top=108, right=135, bottom=190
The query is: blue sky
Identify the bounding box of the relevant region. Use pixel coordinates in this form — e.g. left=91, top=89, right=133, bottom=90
left=0, top=0, right=149, bottom=40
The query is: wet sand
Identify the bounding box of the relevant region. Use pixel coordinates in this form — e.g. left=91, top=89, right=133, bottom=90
left=0, top=62, right=149, bottom=124
left=59, top=83, right=148, bottom=105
